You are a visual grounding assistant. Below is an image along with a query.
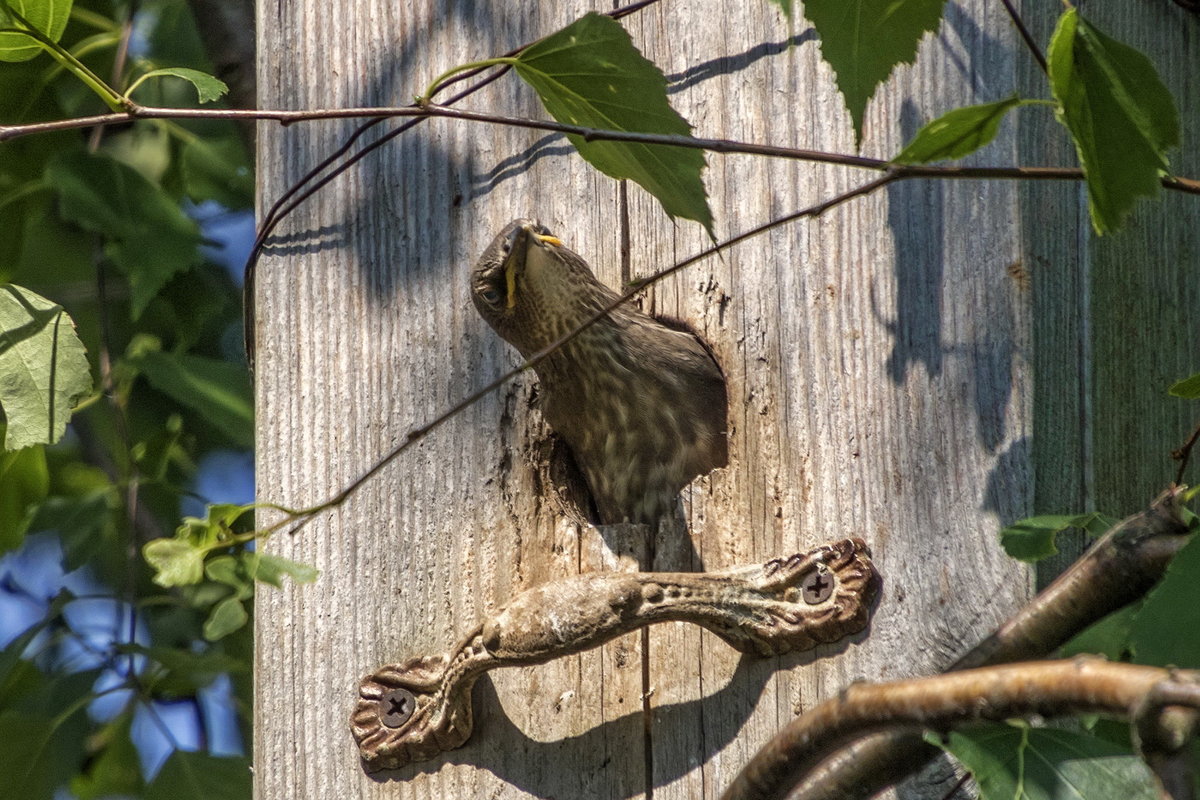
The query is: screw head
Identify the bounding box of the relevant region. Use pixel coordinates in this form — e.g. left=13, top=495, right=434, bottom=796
left=801, top=568, right=834, bottom=605
left=379, top=687, right=416, bottom=728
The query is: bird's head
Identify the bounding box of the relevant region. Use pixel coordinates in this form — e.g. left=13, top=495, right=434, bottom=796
left=471, top=219, right=612, bottom=356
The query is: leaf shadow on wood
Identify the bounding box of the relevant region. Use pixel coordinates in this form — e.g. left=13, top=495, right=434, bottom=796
left=364, top=627, right=876, bottom=797
left=664, top=31, right=817, bottom=95
left=981, top=436, right=1032, bottom=529
left=882, top=100, right=946, bottom=386
left=877, top=4, right=1021, bottom=457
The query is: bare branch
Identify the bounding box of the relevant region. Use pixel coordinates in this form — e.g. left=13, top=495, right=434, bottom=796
left=1172, top=421, right=1200, bottom=485
left=6, top=101, right=1198, bottom=195
left=999, top=0, right=1048, bottom=74
left=720, top=659, right=1200, bottom=800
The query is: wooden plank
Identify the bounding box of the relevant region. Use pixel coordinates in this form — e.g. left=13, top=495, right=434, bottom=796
left=1019, top=1, right=1200, bottom=591
left=1082, top=3, right=1199, bottom=518
left=622, top=3, right=1033, bottom=797
left=253, top=1, right=646, bottom=796
left=249, top=1, right=1076, bottom=798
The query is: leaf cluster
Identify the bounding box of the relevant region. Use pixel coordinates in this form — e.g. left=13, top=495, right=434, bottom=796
left=1, top=0, right=265, bottom=796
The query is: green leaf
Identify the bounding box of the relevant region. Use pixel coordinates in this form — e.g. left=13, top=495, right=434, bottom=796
left=513, top=13, right=713, bottom=235
left=999, top=512, right=1116, bottom=562
left=144, top=538, right=206, bottom=587
left=180, top=135, right=253, bottom=207
left=99, top=123, right=173, bottom=184
left=143, top=503, right=252, bottom=587
left=1060, top=602, right=1139, bottom=660
left=131, top=413, right=184, bottom=481
left=0, top=444, right=47, bottom=552
left=202, top=595, right=248, bottom=640
left=45, top=151, right=202, bottom=317
left=181, top=503, right=249, bottom=539
left=802, top=0, right=947, bottom=146
left=0, top=668, right=93, bottom=800
left=145, top=752, right=251, bottom=800
left=1169, top=372, right=1200, bottom=399
left=131, top=347, right=253, bottom=448
left=205, top=554, right=252, bottom=599
left=0, top=0, right=74, bottom=62
left=0, top=711, right=83, bottom=800
left=931, top=722, right=1158, bottom=800
left=24, top=488, right=113, bottom=570
left=128, top=67, right=228, bottom=103
left=892, top=96, right=1027, bottom=164
left=0, top=283, right=92, bottom=450
left=1047, top=9, right=1180, bottom=234
left=70, top=716, right=143, bottom=800
left=251, top=552, right=319, bottom=588
left=116, top=644, right=244, bottom=695
left=1130, top=534, right=1200, bottom=668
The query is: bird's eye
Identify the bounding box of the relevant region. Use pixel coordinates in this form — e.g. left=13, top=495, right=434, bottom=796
left=478, top=285, right=503, bottom=307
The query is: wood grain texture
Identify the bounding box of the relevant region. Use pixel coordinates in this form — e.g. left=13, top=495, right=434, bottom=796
left=1019, top=1, right=1200, bottom=589
left=249, top=1, right=1090, bottom=798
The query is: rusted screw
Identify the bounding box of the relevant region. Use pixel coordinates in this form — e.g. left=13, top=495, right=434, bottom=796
left=801, top=568, right=834, bottom=605
left=379, top=687, right=416, bottom=728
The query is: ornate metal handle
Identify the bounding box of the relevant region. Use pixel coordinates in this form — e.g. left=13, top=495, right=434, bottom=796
left=351, top=537, right=878, bottom=771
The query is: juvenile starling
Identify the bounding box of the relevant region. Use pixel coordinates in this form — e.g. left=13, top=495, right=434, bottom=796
left=471, top=218, right=728, bottom=524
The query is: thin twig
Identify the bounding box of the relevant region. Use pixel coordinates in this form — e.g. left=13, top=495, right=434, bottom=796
left=1173, top=420, right=1200, bottom=485
left=999, top=0, right=1048, bottom=74
left=7, top=102, right=1199, bottom=196
left=244, top=0, right=666, bottom=363
left=83, top=4, right=146, bottom=684
left=244, top=0, right=666, bottom=253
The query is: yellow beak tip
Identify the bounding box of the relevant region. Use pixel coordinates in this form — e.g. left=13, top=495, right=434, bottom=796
left=534, top=234, right=563, bottom=247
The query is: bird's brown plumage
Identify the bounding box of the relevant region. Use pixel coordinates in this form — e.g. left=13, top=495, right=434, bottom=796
left=471, top=219, right=728, bottom=524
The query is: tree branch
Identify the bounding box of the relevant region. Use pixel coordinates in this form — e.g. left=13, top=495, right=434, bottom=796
left=720, top=659, right=1200, bottom=800
left=735, top=487, right=1194, bottom=800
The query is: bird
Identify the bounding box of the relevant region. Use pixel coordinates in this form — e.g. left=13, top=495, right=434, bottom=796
left=471, top=218, right=728, bottom=524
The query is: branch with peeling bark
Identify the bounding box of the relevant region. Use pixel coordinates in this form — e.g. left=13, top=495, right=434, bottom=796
left=721, top=659, right=1200, bottom=800
left=725, top=487, right=1194, bottom=800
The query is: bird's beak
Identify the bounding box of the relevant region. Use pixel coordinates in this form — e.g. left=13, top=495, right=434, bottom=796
left=504, top=226, right=563, bottom=309
left=502, top=226, right=532, bottom=310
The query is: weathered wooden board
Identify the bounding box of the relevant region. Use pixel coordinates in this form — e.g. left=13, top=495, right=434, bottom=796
left=1019, top=1, right=1199, bottom=586
left=253, top=1, right=1197, bottom=798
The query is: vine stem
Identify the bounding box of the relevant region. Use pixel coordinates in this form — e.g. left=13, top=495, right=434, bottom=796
left=418, top=57, right=519, bottom=105
left=1, top=7, right=125, bottom=110
left=3, top=102, right=1198, bottom=197
left=999, top=0, right=1048, bottom=74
